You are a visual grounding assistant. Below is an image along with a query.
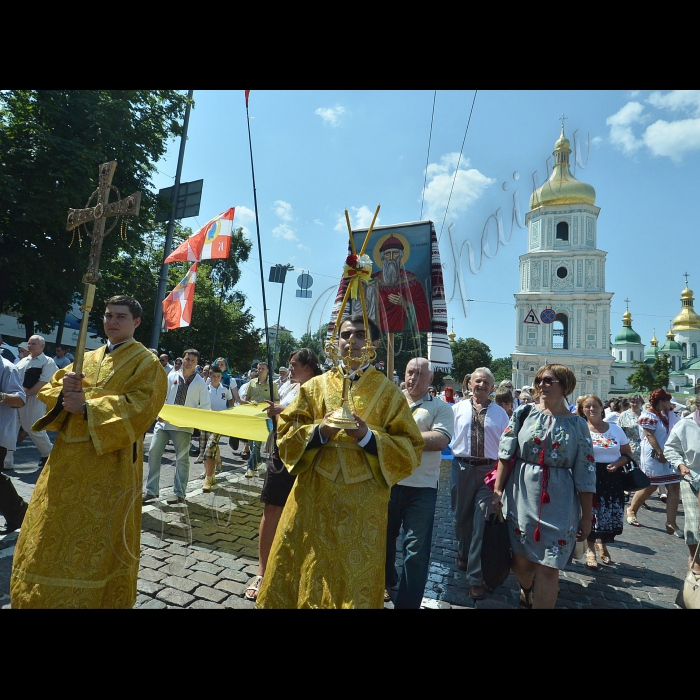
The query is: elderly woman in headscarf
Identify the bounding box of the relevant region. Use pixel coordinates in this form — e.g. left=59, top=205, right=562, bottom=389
left=664, top=397, right=700, bottom=574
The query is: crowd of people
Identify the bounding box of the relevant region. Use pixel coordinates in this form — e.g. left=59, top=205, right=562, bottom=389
left=1, top=294, right=699, bottom=609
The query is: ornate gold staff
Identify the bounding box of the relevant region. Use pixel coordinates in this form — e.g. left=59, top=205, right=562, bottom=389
left=66, top=161, right=141, bottom=374
left=324, top=204, right=380, bottom=429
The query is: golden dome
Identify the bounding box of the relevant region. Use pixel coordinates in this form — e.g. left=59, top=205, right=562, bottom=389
left=530, top=126, right=596, bottom=209
left=650, top=332, right=659, bottom=347
left=673, top=284, right=700, bottom=331
left=622, top=310, right=632, bottom=325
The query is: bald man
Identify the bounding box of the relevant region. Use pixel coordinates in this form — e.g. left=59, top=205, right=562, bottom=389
left=385, top=357, right=454, bottom=608
left=11, top=335, right=57, bottom=468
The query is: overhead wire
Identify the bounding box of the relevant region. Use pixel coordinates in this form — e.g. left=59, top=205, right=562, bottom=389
left=438, top=90, right=478, bottom=242
left=419, top=90, right=437, bottom=221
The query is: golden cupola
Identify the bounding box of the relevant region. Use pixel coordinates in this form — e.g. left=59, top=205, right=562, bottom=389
left=672, top=283, right=700, bottom=331
left=530, top=125, right=597, bottom=209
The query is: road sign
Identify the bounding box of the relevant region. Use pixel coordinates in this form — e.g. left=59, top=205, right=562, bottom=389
left=156, top=179, right=203, bottom=222
left=524, top=308, right=540, bottom=324
left=296, top=271, right=313, bottom=298
left=540, top=308, right=556, bottom=324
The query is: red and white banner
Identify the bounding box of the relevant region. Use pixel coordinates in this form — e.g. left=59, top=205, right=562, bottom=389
left=165, top=208, right=235, bottom=263
left=162, top=263, right=198, bottom=329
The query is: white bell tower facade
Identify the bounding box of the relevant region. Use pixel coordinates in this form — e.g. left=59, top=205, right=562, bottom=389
left=512, top=124, right=614, bottom=400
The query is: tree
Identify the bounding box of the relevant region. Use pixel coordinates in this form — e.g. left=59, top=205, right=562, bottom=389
left=0, top=90, right=189, bottom=337
left=266, top=331, right=299, bottom=371
left=492, top=357, right=513, bottom=383
left=298, top=325, right=327, bottom=361
left=627, top=353, right=672, bottom=393
left=450, top=337, right=493, bottom=387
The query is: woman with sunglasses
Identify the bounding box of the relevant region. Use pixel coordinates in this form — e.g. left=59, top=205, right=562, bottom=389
left=492, top=364, right=595, bottom=609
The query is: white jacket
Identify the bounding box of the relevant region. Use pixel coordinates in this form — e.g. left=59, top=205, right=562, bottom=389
left=160, top=370, right=211, bottom=433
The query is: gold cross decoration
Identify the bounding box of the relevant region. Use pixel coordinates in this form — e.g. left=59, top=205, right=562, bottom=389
left=684, top=271, right=690, bottom=285
left=559, top=113, right=568, bottom=128
left=66, top=161, right=141, bottom=374
left=624, top=298, right=630, bottom=310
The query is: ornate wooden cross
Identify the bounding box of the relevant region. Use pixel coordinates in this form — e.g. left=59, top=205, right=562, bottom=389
left=66, top=161, right=141, bottom=373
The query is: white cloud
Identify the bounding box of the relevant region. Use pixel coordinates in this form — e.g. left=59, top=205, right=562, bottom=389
left=234, top=205, right=255, bottom=223
left=315, top=105, right=346, bottom=127
left=647, top=90, right=700, bottom=116
left=643, top=118, right=700, bottom=162
left=313, top=219, right=323, bottom=226
left=591, top=136, right=603, bottom=147
left=271, top=223, right=298, bottom=242
left=607, top=93, right=700, bottom=162
left=297, top=243, right=311, bottom=253
left=606, top=101, right=645, bottom=154
left=334, top=206, right=381, bottom=232
left=273, top=200, right=293, bottom=221
left=421, top=152, right=495, bottom=223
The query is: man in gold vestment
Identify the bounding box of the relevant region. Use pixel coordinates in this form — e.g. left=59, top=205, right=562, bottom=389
left=10, top=295, right=167, bottom=608
left=256, top=315, right=424, bottom=608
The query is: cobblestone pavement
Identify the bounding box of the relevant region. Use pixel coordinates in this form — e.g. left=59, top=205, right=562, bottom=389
left=0, top=432, right=692, bottom=609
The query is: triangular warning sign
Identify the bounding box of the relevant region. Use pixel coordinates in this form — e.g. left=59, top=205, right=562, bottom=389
left=524, top=308, right=540, bottom=324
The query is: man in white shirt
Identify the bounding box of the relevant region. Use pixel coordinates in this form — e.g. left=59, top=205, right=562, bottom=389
left=11, top=335, right=57, bottom=468
left=159, top=354, right=173, bottom=374
left=450, top=367, right=509, bottom=600
left=143, top=348, right=211, bottom=504
left=385, top=357, right=454, bottom=609
left=0, top=357, right=29, bottom=532
left=53, top=344, right=71, bottom=370
left=201, top=364, right=233, bottom=493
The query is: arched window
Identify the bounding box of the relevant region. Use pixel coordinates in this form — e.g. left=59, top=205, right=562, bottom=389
left=630, top=351, right=634, bottom=360
left=556, top=221, right=569, bottom=242
left=611, top=375, right=615, bottom=385
left=618, top=351, right=622, bottom=360
left=683, top=343, right=688, bottom=355
left=671, top=356, right=676, bottom=370
left=552, top=313, right=569, bottom=350
left=692, top=343, right=698, bottom=357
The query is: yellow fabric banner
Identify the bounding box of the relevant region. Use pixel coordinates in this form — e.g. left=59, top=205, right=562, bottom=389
left=158, top=403, right=271, bottom=442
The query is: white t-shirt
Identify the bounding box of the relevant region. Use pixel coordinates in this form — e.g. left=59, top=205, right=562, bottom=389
left=589, top=422, right=629, bottom=463
left=280, top=382, right=301, bottom=407
left=208, top=383, right=233, bottom=412
left=16, top=353, right=58, bottom=386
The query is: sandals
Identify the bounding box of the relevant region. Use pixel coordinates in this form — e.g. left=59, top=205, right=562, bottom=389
left=384, top=589, right=392, bottom=603
left=519, top=583, right=534, bottom=609
left=244, top=575, right=263, bottom=601
left=626, top=509, right=641, bottom=527
left=585, top=550, right=599, bottom=571
left=194, top=455, right=204, bottom=464
left=595, top=542, right=612, bottom=565
left=666, top=524, right=684, bottom=538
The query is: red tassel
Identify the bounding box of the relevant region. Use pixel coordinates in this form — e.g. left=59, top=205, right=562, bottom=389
left=534, top=527, right=541, bottom=542
left=538, top=450, right=545, bottom=466
left=542, top=492, right=550, bottom=504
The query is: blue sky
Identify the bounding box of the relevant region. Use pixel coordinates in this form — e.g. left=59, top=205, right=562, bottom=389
left=150, top=90, right=700, bottom=361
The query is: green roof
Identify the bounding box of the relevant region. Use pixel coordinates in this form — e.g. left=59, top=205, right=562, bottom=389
left=614, top=326, right=642, bottom=345
left=660, top=340, right=683, bottom=352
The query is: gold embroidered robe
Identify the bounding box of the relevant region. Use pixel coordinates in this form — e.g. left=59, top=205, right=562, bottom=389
left=10, top=340, right=167, bottom=609
left=256, top=365, right=424, bottom=609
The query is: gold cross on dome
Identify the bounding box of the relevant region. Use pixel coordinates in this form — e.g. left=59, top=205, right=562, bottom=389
left=559, top=114, right=568, bottom=128
left=624, top=298, right=630, bottom=310
left=684, top=271, right=690, bottom=285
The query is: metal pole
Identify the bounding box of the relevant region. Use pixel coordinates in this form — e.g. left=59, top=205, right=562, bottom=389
left=271, top=272, right=286, bottom=371
left=150, top=88, right=194, bottom=350
left=245, top=94, right=276, bottom=402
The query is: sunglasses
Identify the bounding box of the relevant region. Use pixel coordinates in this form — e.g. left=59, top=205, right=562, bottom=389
left=535, top=377, right=560, bottom=386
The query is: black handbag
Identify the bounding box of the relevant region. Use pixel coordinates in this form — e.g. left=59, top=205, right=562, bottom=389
left=619, top=455, right=651, bottom=491
left=481, top=507, right=512, bottom=593
left=22, top=365, right=44, bottom=389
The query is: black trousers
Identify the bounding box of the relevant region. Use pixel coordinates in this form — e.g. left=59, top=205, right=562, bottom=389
left=0, top=446, right=27, bottom=526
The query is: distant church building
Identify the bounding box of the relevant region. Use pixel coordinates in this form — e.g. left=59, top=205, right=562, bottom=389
left=511, top=124, right=614, bottom=400
left=610, top=280, right=700, bottom=396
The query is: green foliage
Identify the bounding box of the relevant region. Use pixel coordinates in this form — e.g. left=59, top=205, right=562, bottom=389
left=0, top=89, right=189, bottom=335
left=492, top=357, right=513, bottom=383
left=298, top=326, right=327, bottom=361
left=627, top=353, right=672, bottom=392
left=267, top=331, right=299, bottom=370
left=450, top=337, right=493, bottom=387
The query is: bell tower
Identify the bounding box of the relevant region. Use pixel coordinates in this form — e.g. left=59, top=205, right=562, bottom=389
left=512, top=122, right=614, bottom=399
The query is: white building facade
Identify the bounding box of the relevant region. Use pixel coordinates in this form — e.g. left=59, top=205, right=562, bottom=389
left=512, top=126, right=614, bottom=400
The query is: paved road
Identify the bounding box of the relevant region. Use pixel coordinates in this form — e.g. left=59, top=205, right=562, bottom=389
left=0, top=432, right=692, bottom=609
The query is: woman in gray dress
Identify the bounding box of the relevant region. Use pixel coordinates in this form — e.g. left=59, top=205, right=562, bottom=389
left=492, top=364, right=595, bottom=609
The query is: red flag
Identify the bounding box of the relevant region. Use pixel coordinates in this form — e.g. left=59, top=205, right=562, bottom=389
left=162, top=263, right=198, bottom=329
left=245, top=90, right=250, bottom=107
left=164, top=208, right=235, bottom=263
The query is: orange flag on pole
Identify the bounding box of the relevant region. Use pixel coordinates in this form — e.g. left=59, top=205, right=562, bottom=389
left=165, top=208, right=235, bottom=263
left=162, top=262, right=198, bottom=329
